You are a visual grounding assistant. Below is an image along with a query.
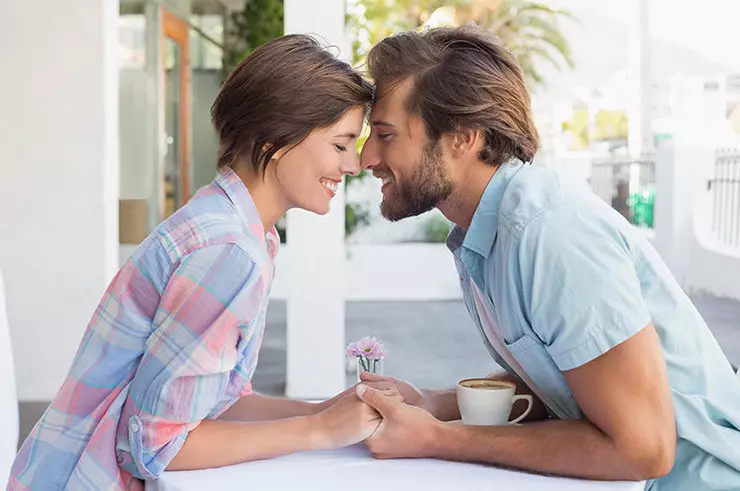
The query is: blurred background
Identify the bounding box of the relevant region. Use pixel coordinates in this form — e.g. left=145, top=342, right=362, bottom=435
left=0, top=0, right=739, bottom=465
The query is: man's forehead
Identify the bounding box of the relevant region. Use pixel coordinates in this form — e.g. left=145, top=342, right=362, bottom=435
left=371, top=78, right=414, bottom=116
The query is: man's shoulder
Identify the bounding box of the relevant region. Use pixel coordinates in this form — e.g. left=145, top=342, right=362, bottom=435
left=498, top=165, right=605, bottom=240
left=497, top=165, right=563, bottom=237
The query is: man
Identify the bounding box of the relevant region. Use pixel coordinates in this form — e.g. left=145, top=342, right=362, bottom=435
left=356, top=24, right=740, bottom=490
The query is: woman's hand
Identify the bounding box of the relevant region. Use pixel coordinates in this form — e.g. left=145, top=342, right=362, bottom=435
left=311, top=384, right=404, bottom=449
left=310, top=394, right=381, bottom=449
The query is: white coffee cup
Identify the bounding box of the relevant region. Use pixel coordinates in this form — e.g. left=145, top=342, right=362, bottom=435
left=456, top=378, right=533, bottom=426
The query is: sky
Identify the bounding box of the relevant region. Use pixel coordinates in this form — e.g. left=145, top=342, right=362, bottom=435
left=558, top=0, right=740, bottom=72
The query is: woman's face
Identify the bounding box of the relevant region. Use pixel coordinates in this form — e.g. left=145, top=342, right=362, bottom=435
left=273, top=106, right=365, bottom=214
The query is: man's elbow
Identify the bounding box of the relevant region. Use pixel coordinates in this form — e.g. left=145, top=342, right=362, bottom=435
left=623, top=436, right=676, bottom=481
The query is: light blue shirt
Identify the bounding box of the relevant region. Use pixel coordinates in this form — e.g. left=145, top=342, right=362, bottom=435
left=448, top=162, right=740, bottom=490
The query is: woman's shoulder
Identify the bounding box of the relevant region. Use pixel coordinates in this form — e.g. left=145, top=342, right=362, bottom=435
left=152, top=194, right=266, bottom=266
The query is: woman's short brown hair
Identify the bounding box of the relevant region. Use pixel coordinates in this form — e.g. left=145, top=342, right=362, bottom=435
left=367, top=24, right=539, bottom=165
left=211, top=34, right=374, bottom=171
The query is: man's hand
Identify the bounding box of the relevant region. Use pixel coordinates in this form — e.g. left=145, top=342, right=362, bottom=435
left=315, top=378, right=406, bottom=414
left=311, top=383, right=405, bottom=450
left=358, top=372, right=461, bottom=421
left=359, top=372, right=424, bottom=405
left=355, top=385, right=443, bottom=459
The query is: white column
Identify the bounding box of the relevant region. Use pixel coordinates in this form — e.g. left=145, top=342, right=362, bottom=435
left=0, top=0, right=119, bottom=400
left=628, top=0, right=652, bottom=158
left=284, top=0, right=349, bottom=399
left=653, top=76, right=716, bottom=284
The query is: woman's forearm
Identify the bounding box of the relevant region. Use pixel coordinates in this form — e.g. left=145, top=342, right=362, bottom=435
left=168, top=416, right=322, bottom=470
left=219, top=393, right=321, bottom=422
left=168, top=392, right=379, bottom=471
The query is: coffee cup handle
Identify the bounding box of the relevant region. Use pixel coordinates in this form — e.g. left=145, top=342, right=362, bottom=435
left=508, top=394, right=533, bottom=425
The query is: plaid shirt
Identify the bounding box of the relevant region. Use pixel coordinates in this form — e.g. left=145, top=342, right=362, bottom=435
left=9, top=169, right=279, bottom=490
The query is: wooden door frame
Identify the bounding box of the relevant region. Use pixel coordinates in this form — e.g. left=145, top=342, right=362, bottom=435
left=161, top=9, right=191, bottom=213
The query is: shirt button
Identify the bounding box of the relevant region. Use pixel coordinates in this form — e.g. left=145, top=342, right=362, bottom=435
left=117, top=454, right=124, bottom=464
left=130, top=421, right=140, bottom=433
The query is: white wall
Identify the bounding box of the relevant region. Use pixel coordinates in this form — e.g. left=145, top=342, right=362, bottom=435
left=652, top=75, right=740, bottom=300
left=651, top=145, right=740, bottom=300
left=270, top=244, right=462, bottom=301
left=0, top=0, right=119, bottom=401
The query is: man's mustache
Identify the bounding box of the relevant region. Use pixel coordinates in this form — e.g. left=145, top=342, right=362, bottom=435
left=372, top=168, right=394, bottom=182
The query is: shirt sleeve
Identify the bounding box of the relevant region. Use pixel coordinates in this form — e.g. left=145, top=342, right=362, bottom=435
left=516, top=207, right=652, bottom=372
left=118, top=243, right=265, bottom=480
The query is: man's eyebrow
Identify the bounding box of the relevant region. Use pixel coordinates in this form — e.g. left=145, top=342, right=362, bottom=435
left=371, top=120, right=396, bottom=128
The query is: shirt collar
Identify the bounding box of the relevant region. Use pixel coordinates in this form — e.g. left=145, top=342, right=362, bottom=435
left=447, top=161, right=524, bottom=258
left=215, top=167, right=279, bottom=257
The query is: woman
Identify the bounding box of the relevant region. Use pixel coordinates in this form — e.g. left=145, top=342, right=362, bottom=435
left=10, top=35, right=383, bottom=490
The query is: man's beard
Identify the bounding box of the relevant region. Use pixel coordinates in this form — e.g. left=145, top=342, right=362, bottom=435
left=379, top=142, right=453, bottom=222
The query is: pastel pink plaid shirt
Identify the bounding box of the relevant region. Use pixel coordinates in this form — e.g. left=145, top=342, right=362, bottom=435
left=9, top=168, right=279, bottom=490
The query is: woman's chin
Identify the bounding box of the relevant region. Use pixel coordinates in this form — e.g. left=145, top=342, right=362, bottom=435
left=299, top=201, right=331, bottom=216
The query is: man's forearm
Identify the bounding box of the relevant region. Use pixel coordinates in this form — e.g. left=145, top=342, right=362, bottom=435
left=219, top=393, right=320, bottom=422
left=428, top=419, right=663, bottom=481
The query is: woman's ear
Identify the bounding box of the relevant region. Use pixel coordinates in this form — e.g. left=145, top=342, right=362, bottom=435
left=263, top=143, right=284, bottom=161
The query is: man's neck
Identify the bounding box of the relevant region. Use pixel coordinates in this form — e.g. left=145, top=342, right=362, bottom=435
left=438, top=163, right=499, bottom=231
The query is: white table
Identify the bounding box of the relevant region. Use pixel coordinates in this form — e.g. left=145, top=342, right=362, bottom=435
left=148, top=445, right=645, bottom=491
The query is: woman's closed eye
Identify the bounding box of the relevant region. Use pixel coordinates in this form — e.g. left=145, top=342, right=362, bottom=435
left=334, top=144, right=348, bottom=152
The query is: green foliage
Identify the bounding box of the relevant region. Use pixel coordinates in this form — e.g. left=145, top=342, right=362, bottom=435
left=345, top=133, right=372, bottom=237
left=345, top=202, right=370, bottom=237
left=275, top=214, right=287, bottom=243
left=561, top=107, right=589, bottom=149
left=562, top=108, right=629, bottom=149
left=423, top=214, right=451, bottom=243
left=593, top=110, right=629, bottom=141
left=224, top=0, right=284, bottom=76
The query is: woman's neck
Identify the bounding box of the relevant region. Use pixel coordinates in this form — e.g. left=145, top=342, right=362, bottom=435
left=234, top=165, right=288, bottom=234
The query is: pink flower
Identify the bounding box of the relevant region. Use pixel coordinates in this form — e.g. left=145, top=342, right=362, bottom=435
left=345, top=336, right=386, bottom=361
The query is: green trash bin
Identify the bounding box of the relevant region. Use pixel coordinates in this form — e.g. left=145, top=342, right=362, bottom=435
left=627, top=186, right=655, bottom=228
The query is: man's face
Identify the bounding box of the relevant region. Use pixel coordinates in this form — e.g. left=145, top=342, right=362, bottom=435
left=360, top=79, right=453, bottom=221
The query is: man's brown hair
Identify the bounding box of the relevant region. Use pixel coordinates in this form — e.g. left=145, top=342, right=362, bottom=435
left=212, top=34, right=374, bottom=171
left=367, top=24, right=539, bottom=165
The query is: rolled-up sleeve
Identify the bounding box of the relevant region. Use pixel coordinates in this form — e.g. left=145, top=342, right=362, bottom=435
left=117, top=243, right=265, bottom=480
left=517, top=208, right=652, bottom=372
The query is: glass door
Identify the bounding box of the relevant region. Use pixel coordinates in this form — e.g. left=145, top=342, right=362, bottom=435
left=162, top=9, right=190, bottom=218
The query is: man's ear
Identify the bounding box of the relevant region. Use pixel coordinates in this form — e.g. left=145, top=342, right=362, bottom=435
left=449, top=128, right=483, bottom=159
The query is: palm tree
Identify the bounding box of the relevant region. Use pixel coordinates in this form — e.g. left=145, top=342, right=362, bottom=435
left=349, top=0, right=575, bottom=86
left=456, top=0, right=575, bottom=85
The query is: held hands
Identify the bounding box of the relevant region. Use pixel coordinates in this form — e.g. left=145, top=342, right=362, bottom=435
left=355, top=383, right=443, bottom=460
left=313, top=373, right=444, bottom=457
left=312, top=381, right=403, bottom=450
left=321, top=372, right=445, bottom=459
